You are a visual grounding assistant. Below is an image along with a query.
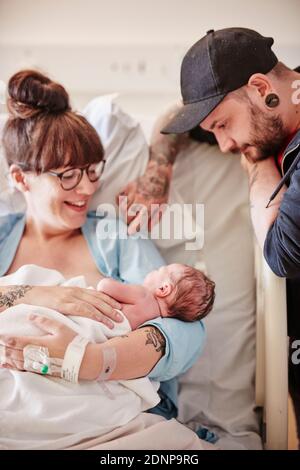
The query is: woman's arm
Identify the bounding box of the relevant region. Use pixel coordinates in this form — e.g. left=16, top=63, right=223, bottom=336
left=0, top=315, right=165, bottom=380
left=92, top=318, right=206, bottom=382
left=0, top=285, right=33, bottom=312
left=81, top=325, right=166, bottom=380
left=0, top=314, right=204, bottom=383
left=141, top=317, right=206, bottom=382
left=0, top=285, right=122, bottom=327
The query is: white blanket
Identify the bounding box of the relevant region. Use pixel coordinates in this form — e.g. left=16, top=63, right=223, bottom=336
left=0, top=265, right=160, bottom=450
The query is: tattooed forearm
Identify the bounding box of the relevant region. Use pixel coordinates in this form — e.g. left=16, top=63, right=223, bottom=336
left=149, top=151, right=175, bottom=166
left=150, top=133, right=190, bottom=166
left=145, top=326, right=166, bottom=354
left=0, top=285, right=32, bottom=309
left=136, top=169, right=170, bottom=199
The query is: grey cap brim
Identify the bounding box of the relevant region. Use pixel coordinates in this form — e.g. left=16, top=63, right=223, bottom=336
left=161, top=94, right=226, bottom=134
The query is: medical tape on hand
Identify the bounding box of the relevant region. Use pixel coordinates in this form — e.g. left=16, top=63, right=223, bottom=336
left=61, top=335, right=89, bottom=383
left=23, top=345, right=62, bottom=375
left=97, top=346, right=117, bottom=381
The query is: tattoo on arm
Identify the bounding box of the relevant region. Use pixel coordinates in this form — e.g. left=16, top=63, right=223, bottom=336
left=150, top=134, right=190, bottom=167
left=136, top=171, right=170, bottom=199
left=149, top=152, right=174, bottom=167
left=145, top=327, right=166, bottom=354
left=0, top=285, right=32, bottom=308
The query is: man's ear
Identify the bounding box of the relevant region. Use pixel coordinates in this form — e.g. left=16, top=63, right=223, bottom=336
left=247, top=73, right=274, bottom=100
left=155, top=282, right=173, bottom=298
left=9, top=164, right=30, bottom=192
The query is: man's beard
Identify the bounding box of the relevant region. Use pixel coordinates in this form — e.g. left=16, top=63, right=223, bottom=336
left=247, top=105, right=289, bottom=161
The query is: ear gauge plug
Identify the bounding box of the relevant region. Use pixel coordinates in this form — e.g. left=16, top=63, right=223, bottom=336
left=15, top=173, right=24, bottom=183
left=265, top=93, right=280, bottom=108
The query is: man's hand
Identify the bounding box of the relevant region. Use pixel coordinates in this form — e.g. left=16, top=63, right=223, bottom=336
left=116, top=102, right=190, bottom=236
left=240, top=154, right=285, bottom=249
left=116, top=161, right=172, bottom=235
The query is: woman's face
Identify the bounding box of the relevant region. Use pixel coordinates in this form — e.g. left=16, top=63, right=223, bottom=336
left=22, top=165, right=100, bottom=232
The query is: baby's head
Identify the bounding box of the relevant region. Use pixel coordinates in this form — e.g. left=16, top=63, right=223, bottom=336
left=143, top=263, right=215, bottom=322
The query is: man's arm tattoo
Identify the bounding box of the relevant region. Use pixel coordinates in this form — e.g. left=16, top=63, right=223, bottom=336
left=136, top=170, right=170, bottom=199
left=150, top=134, right=190, bottom=167
left=0, top=285, right=32, bottom=308
left=149, top=152, right=174, bottom=167
left=145, top=326, right=166, bottom=354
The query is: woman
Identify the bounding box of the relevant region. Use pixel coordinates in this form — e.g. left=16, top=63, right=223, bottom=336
left=0, top=70, right=205, bottom=428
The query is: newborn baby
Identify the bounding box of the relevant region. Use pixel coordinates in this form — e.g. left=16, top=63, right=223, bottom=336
left=97, top=263, right=215, bottom=330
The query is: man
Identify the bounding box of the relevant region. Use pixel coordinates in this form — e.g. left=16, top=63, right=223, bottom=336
left=118, top=28, right=300, bottom=446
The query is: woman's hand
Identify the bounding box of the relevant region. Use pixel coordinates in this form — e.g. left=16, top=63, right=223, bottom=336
left=0, top=314, right=100, bottom=380
left=8, top=285, right=123, bottom=329
left=0, top=315, right=101, bottom=380
left=0, top=314, right=76, bottom=374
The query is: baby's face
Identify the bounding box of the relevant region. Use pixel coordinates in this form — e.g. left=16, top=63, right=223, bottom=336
left=143, top=264, right=185, bottom=293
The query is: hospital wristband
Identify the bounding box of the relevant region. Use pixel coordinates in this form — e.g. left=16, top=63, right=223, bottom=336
left=61, top=335, right=90, bottom=383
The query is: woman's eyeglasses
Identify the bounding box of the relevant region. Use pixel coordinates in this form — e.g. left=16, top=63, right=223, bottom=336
left=15, top=161, right=106, bottom=191
left=47, top=161, right=106, bottom=190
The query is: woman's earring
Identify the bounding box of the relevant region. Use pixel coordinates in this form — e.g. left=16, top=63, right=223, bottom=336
left=265, top=93, right=280, bottom=108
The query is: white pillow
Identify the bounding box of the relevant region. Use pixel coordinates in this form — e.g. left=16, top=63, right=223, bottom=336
left=82, top=95, right=149, bottom=211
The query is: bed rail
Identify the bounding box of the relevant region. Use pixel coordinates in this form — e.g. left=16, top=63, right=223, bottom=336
left=255, top=242, right=288, bottom=449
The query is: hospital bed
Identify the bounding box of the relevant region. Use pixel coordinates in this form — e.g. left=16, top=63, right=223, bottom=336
left=0, top=96, right=289, bottom=449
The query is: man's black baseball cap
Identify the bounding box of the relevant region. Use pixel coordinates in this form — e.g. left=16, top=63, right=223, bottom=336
left=162, top=27, right=278, bottom=134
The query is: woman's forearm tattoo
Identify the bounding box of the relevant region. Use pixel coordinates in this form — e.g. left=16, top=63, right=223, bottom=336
left=0, top=285, right=32, bottom=308
left=145, top=327, right=166, bottom=354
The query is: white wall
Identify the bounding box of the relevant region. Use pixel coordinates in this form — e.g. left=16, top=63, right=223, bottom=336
left=0, top=0, right=299, bottom=45
left=0, top=0, right=299, bottom=114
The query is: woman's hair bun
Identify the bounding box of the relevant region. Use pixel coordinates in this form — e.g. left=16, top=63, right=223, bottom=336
left=7, top=69, right=70, bottom=119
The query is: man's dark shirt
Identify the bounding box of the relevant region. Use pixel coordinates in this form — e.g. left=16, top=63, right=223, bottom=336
left=264, top=129, right=300, bottom=336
